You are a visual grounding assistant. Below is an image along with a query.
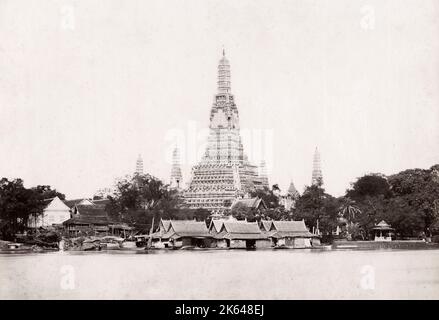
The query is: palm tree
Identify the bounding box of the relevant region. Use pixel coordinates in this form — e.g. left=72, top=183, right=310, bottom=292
left=339, top=198, right=362, bottom=222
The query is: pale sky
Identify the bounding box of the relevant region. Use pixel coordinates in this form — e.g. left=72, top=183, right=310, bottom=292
left=1, top=0, right=438, bottom=199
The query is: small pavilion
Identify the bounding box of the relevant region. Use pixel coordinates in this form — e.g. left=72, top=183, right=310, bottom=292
left=373, top=220, right=394, bottom=241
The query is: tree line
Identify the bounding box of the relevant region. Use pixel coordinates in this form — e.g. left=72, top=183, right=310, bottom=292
left=1, top=164, right=438, bottom=240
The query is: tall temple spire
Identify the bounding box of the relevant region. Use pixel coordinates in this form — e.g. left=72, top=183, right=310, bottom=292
left=311, top=147, right=323, bottom=186
left=217, top=49, right=231, bottom=94
left=170, top=146, right=183, bottom=189
left=135, top=154, right=144, bottom=175
left=184, top=51, right=264, bottom=212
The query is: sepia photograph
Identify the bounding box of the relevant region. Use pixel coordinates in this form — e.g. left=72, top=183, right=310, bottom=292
left=1, top=0, right=439, bottom=303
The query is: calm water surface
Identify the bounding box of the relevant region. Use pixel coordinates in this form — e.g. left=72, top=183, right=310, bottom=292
left=1, top=249, right=439, bottom=299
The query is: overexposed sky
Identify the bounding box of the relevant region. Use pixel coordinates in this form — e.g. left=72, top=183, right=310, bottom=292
left=1, top=0, right=438, bottom=199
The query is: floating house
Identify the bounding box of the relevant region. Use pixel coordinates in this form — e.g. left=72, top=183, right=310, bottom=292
left=27, top=196, right=71, bottom=228
left=269, top=220, right=320, bottom=248
left=161, top=220, right=213, bottom=249
left=373, top=220, right=394, bottom=241
left=217, top=221, right=271, bottom=249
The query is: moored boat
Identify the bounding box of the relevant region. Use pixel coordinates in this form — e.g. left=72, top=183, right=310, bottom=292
left=121, top=240, right=137, bottom=249
left=100, top=236, right=124, bottom=250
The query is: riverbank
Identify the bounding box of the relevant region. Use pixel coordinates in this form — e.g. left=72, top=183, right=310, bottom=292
left=2, top=239, right=439, bottom=253
left=333, top=240, right=439, bottom=250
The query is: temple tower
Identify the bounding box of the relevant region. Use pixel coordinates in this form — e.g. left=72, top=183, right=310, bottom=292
left=311, top=147, right=323, bottom=186
left=170, top=147, right=183, bottom=189
left=184, top=50, right=262, bottom=212
left=279, top=179, right=300, bottom=210
left=287, top=179, right=300, bottom=199
left=135, top=154, right=144, bottom=175
left=258, top=160, right=269, bottom=189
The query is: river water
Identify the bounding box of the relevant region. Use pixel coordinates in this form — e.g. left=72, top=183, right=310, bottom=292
left=1, top=249, right=438, bottom=299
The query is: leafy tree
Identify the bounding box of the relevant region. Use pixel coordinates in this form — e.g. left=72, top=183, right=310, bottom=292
left=32, top=185, right=66, bottom=201
left=345, top=222, right=363, bottom=240
left=293, top=181, right=339, bottom=236
left=386, top=166, right=439, bottom=236
left=341, top=165, right=439, bottom=238
left=351, top=195, right=387, bottom=239
left=230, top=203, right=256, bottom=221
left=111, top=174, right=167, bottom=212
left=261, top=207, right=291, bottom=221
left=250, top=186, right=279, bottom=208
left=193, top=208, right=211, bottom=222
left=107, top=173, right=211, bottom=230
left=0, top=179, right=65, bottom=239
left=338, top=197, right=362, bottom=222
left=347, top=174, right=391, bottom=200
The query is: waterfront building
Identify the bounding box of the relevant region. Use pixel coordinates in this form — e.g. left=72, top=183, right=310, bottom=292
left=135, top=154, right=144, bottom=175
left=64, top=205, right=111, bottom=237
left=170, top=147, right=183, bottom=190
left=27, top=196, right=71, bottom=228
left=160, top=220, right=213, bottom=248
left=269, top=220, right=320, bottom=248
left=373, top=220, right=394, bottom=241
left=216, top=221, right=271, bottom=249
left=311, top=147, right=323, bottom=186
left=184, top=51, right=267, bottom=212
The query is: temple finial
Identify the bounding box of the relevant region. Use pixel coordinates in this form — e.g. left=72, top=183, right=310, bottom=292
left=311, top=147, right=323, bottom=186
left=217, top=48, right=231, bottom=93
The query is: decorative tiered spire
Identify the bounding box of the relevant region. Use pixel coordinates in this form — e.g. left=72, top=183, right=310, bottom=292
left=135, top=154, right=144, bottom=175
left=217, top=49, right=231, bottom=94
left=184, top=50, right=264, bottom=212
left=170, top=146, right=183, bottom=189
left=311, top=147, right=323, bottom=186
